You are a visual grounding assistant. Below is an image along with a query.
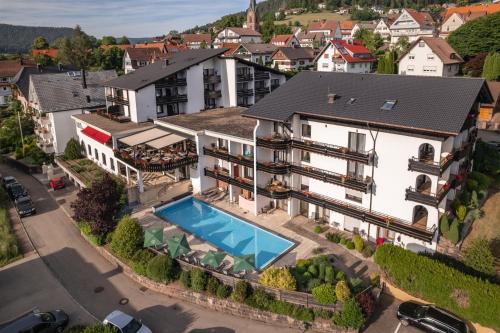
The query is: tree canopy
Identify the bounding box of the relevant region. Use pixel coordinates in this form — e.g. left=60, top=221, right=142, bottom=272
left=32, top=36, right=49, bottom=50
left=353, top=29, right=384, bottom=54
left=118, top=36, right=130, bottom=45
left=101, top=36, right=117, bottom=45
left=448, top=12, right=500, bottom=58
left=482, top=52, right=500, bottom=81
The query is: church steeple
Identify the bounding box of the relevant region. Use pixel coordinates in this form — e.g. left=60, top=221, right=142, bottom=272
left=247, top=0, right=258, bottom=31
left=249, top=0, right=256, bottom=12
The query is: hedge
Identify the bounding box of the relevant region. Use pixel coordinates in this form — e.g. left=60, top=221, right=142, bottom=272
left=259, top=267, right=297, bottom=291
left=110, top=216, right=143, bottom=260
left=374, top=244, right=500, bottom=329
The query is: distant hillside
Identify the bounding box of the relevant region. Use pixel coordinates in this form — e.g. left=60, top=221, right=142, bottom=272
left=0, top=23, right=74, bottom=53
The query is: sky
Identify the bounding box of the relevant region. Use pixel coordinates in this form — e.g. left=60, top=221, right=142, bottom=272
left=0, top=0, right=251, bottom=37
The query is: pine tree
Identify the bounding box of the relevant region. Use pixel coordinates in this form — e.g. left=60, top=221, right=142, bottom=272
left=492, top=53, right=500, bottom=81
left=447, top=218, right=461, bottom=244
left=440, top=215, right=450, bottom=235
left=482, top=53, right=494, bottom=80
left=377, top=56, right=386, bottom=74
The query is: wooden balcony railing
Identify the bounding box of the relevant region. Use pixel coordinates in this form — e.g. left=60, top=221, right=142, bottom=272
left=203, top=74, right=221, bottom=84
left=115, top=151, right=198, bottom=172
left=156, top=94, right=188, bottom=104
left=155, top=77, right=187, bottom=88
left=106, top=95, right=129, bottom=105
left=237, top=73, right=254, bottom=82
left=254, top=71, right=270, bottom=80
left=236, top=89, right=254, bottom=97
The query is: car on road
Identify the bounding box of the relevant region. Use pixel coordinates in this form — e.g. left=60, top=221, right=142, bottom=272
left=397, top=301, right=469, bottom=333
left=1, top=175, right=18, bottom=189
left=49, top=177, right=66, bottom=190
left=103, top=310, right=152, bottom=333
left=7, top=182, right=28, bottom=200
left=0, top=309, right=69, bottom=333
left=15, top=196, right=37, bottom=217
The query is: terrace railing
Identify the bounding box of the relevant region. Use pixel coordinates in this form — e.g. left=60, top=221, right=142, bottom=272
left=156, top=94, right=188, bottom=104
left=203, top=74, right=221, bottom=84
left=115, top=151, right=198, bottom=172
left=254, top=71, right=270, bottom=81
left=236, top=89, right=254, bottom=97
left=106, top=95, right=129, bottom=105
left=236, top=73, right=254, bottom=82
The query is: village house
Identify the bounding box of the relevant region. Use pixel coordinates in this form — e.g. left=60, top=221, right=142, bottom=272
left=213, top=28, right=263, bottom=46
left=315, top=39, right=376, bottom=73
left=123, top=48, right=162, bottom=74
left=270, top=34, right=300, bottom=47
left=440, top=3, right=500, bottom=38
left=0, top=59, right=34, bottom=106
left=296, top=31, right=326, bottom=49
left=478, top=81, right=500, bottom=130
left=182, top=33, right=213, bottom=49
left=374, top=17, right=395, bottom=41
left=308, top=20, right=342, bottom=41
left=232, top=43, right=277, bottom=65
left=272, top=47, right=315, bottom=71
left=390, top=8, right=436, bottom=44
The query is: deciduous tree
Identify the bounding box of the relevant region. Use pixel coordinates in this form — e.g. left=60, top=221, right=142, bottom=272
left=59, top=25, right=93, bottom=88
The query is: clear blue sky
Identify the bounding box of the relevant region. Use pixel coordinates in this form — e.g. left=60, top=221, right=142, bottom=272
left=0, top=0, right=252, bottom=37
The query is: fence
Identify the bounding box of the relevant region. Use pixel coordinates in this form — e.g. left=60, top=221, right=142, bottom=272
left=2, top=156, right=42, bottom=175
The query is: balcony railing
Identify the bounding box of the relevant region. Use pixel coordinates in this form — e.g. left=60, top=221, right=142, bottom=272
left=203, top=147, right=254, bottom=168
left=255, top=87, right=270, bottom=95
left=106, top=95, right=129, bottom=105
left=203, top=74, right=221, bottom=84
left=204, top=90, right=222, bottom=99
left=254, top=71, right=270, bottom=80
left=155, top=77, right=187, bottom=88
left=292, top=139, right=371, bottom=164
left=408, top=152, right=455, bottom=176
left=204, top=168, right=254, bottom=192
left=115, top=151, right=198, bottom=172
left=405, top=181, right=454, bottom=207
left=257, top=184, right=292, bottom=200
left=256, top=161, right=291, bottom=175
left=237, top=73, right=254, bottom=82
left=97, top=108, right=131, bottom=123
left=156, top=94, right=188, bottom=104
left=256, top=135, right=291, bottom=150
left=237, top=89, right=254, bottom=97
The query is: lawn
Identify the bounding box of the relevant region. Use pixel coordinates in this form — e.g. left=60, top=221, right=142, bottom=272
left=274, top=10, right=351, bottom=27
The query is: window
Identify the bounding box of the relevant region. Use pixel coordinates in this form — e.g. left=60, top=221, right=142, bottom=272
left=381, top=100, right=397, bottom=111
left=156, top=104, right=164, bottom=114
left=110, top=158, right=115, bottom=171
left=419, top=41, right=425, bottom=47
left=345, top=188, right=362, bottom=203
left=350, top=63, right=355, bottom=68
left=347, top=98, right=356, bottom=105
left=348, top=132, right=366, bottom=153
left=87, top=144, right=91, bottom=155
left=347, top=160, right=364, bottom=179
left=301, top=124, right=311, bottom=138
left=243, top=166, right=253, bottom=180
left=101, top=153, right=107, bottom=166
left=427, top=54, right=434, bottom=60
left=299, top=60, right=305, bottom=65
left=408, top=54, right=415, bottom=60
left=407, top=65, right=414, bottom=71
left=218, top=138, right=228, bottom=149
left=323, top=53, right=329, bottom=59
left=301, top=150, right=310, bottom=163
left=243, top=144, right=253, bottom=157
left=156, top=89, right=162, bottom=97
left=94, top=148, right=99, bottom=161
left=423, top=66, right=437, bottom=72
left=322, top=63, right=329, bottom=68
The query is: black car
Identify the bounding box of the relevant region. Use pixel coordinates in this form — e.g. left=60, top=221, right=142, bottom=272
left=0, top=309, right=69, bottom=333
left=15, top=196, right=36, bottom=217
left=397, top=301, right=469, bottom=333
left=1, top=175, right=18, bottom=189
left=7, top=182, right=28, bottom=200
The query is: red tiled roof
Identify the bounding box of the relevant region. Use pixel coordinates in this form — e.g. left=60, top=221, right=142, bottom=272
left=166, top=44, right=188, bottom=53
left=405, top=9, right=435, bottom=28
left=182, top=33, right=212, bottom=44
left=219, top=43, right=240, bottom=56
left=81, top=126, right=111, bottom=144
left=443, top=3, right=500, bottom=21
left=100, top=44, right=131, bottom=51
left=340, top=20, right=355, bottom=30
left=271, top=34, right=294, bottom=44
left=308, top=20, right=339, bottom=32
left=0, top=59, right=34, bottom=77
left=126, top=48, right=162, bottom=61
left=331, top=40, right=376, bottom=63
left=135, top=43, right=167, bottom=52
left=32, top=49, right=59, bottom=58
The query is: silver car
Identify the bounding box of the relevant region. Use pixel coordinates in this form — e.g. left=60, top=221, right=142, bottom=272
left=103, top=310, right=152, bottom=333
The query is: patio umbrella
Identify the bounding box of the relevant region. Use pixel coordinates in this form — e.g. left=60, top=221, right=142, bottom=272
left=167, top=234, right=191, bottom=258
left=143, top=227, right=164, bottom=248
left=233, top=254, right=256, bottom=272
left=201, top=251, right=226, bottom=268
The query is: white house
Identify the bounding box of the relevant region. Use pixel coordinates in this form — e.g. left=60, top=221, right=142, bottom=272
left=440, top=3, right=500, bottom=38
left=123, top=48, right=162, bottom=74
left=270, top=34, right=300, bottom=47
left=296, top=31, right=326, bottom=49
left=182, top=34, right=212, bottom=49
left=213, top=28, right=263, bottom=46
left=397, top=37, right=463, bottom=77
left=308, top=20, right=342, bottom=41
left=232, top=43, right=277, bottom=65
left=315, top=40, right=376, bottom=73
left=350, top=22, right=377, bottom=38
left=389, top=9, right=436, bottom=44
left=0, top=60, right=29, bottom=106
left=271, top=47, right=315, bottom=71
left=374, top=18, right=393, bottom=41
left=29, top=70, right=117, bottom=155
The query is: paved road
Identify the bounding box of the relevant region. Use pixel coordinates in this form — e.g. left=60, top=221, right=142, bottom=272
left=0, top=164, right=303, bottom=333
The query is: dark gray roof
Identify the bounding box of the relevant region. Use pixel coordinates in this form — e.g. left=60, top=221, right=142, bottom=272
left=31, top=70, right=117, bottom=113
left=105, top=48, right=227, bottom=91
left=272, top=47, right=314, bottom=60
left=243, top=71, right=492, bottom=135
left=13, top=65, right=79, bottom=99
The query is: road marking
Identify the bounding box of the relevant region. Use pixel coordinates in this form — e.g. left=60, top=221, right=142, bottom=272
left=394, top=322, right=402, bottom=333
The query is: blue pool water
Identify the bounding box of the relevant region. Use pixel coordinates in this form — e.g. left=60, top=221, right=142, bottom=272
left=155, top=197, right=294, bottom=270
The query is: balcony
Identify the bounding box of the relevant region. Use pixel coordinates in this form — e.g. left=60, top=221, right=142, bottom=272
left=203, top=147, right=254, bottom=168
left=237, top=73, right=254, bottom=82
left=115, top=149, right=198, bottom=173
left=408, top=152, right=455, bottom=176
left=254, top=71, right=270, bottom=80
left=156, top=94, right=188, bottom=104
left=256, top=161, right=291, bottom=175
left=155, top=77, right=187, bottom=88
left=106, top=95, right=129, bottom=106
left=256, top=134, right=291, bottom=150
left=204, top=90, right=222, bottom=99
left=97, top=108, right=131, bottom=123
left=203, top=74, right=221, bottom=84
left=292, top=139, right=371, bottom=164
left=236, top=89, right=254, bottom=97
left=257, top=181, right=292, bottom=200
left=255, top=87, right=270, bottom=95
left=405, top=180, right=454, bottom=207
left=204, top=168, right=254, bottom=192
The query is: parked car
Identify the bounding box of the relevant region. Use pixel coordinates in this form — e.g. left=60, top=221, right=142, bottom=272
left=1, top=175, right=17, bottom=189
left=103, top=310, right=152, bottom=333
left=15, top=196, right=36, bottom=217
left=49, top=177, right=65, bottom=190
left=7, top=182, right=28, bottom=200
left=0, top=309, right=69, bottom=333
left=397, top=301, right=469, bottom=333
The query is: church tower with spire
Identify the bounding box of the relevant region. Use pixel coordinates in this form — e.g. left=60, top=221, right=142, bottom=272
left=246, top=0, right=258, bottom=31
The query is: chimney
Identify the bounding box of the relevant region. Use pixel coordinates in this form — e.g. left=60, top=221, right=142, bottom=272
left=328, top=93, right=337, bottom=104
left=162, top=58, right=169, bottom=68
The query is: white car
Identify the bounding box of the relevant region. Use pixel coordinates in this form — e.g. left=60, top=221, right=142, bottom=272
left=103, top=310, right=152, bottom=333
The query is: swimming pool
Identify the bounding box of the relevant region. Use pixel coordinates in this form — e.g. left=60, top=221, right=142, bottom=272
left=155, top=197, right=295, bottom=270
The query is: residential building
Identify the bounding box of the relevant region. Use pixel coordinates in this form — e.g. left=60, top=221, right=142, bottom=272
left=214, top=28, right=263, bottom=45
left=272, top=47, right=315, bottom=71
left=374, top=18, right=394, bottom=41
left=478, top=81, right=500, bottom=130
left=100, top=44, right=132, bottom=51
left=270, top=34, right=300, bottom=47
left=297, top=31, right=325, bottom=49
left=350, top=22, right=376, bottom=38
left=315, top=40, right=375, bottom=73
left=0, top=59, right=34, bottom=106
left=182, top=34, right=212, bottom=49
left=232, top=43, right=277, bottom=65
left=440, top=3, right=500, bottom=37
left=308, top=20, right=342, bottom=41
left=390, top=9, right=436, bottom=44
left=29, top=70, right=117, bottom=155
left=397, top=37, right=463, bottom=77
left=134, top=42, right=168, bottom=54
left=123, top=48, right=162, bottom=74
left=340, top=21, right=355, bottom=39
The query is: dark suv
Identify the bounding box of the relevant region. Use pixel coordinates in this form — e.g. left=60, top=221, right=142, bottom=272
left=397, top=301, right=469, bottom=333
left=2, top=175, right=18, bottom=189
left=7, top=182, right=28, bottom=200
left=15, top=196, right=36, bottom=217
left=0, top=309, right=69, bottom=333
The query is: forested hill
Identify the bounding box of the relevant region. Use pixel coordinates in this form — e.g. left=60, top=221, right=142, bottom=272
left=0, top=24, right=74, bottom=53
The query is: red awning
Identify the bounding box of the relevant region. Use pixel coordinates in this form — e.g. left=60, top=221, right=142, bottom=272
left=81, top=126, right=111, bottom=144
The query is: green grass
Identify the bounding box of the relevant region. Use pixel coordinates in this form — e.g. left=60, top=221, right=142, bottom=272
left=0, top=188, right=20, bottom=267
left=274, top=10, right=351, bottom=27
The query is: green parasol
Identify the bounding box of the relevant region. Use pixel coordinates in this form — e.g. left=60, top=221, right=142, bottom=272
left=233, top=254, right=256, bottom=272
left=143, top=227, right=164, bottom=247
left=201, top=251, right=226, bottom=268
left=167, top=234, right=191, bottom=258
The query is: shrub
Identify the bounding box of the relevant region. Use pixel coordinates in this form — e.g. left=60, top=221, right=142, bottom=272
left=336, top=280, right=351, bottom=302
left=131, top=249, right=156, bottom=276
left=325, top=266, right=335, bottom=284
left=332, top=298, right=365, bottom=329
left=63, top=138, right=83, bottom=160
left=346, top=241, right=355, bottom=250
left=190, top=268, right=207, bottom=292
left=64, top=325, right=87, bottom=333
left=469, top=171, right=491, bottom=190
left=318, top=263, right=326, bottom=280
left=312, top=247, right=323, bottom=255
left=349, top=278, right=365, bottom=294
left=110, top=215, right=143, bottom=260
left=259, top=267, right=297, bottom=290
left=296, top=258, right=312, bottom=272
left=463, top=239, right=495, bottom=277
left=216, top=284, right=231, bottom=299
left=466, top=179, right=479, bottom=192
left=312, top=255, right=329, bottom=266
left=206, top=275, right=220, bottom=296
left=78, top=222, right=104, bottom=246
left=369, top=272, right=380, bottom=287
left=303, top=271, right=312, bottom=280
left=339, top=238, right=347, bottom=245
left=105, top=231, right=114, bottom=245
left=440, top=214, right=450, bottom=235
left=356, top=292, right=376, bottom=319
left=326, top=232, right=341, bottom=243
left=374, top=244, right=500, bottom=329
left=81, top=324, right=116, bottom=333
left=455, top=205, right=467, bottom=221
left=307, top=278, right=323, bottom=292
left=307, top=264, right=318, bottom=277
left=362, top=246, right=374, bottom=258
left=232, top=280, right=250, bottom=302
left=336, top=270, right=346, bottom=281
left=312, top=284, right=337, bottom=305
left=314, top=225, right=323, bottom=233
left=352, top=235, right=364, bottom=252
left=179, top=270, right=191, bottom=288
left=313, top=308, right=334, bottom=320
left=447, top=219, right=461, bottom=244
left=146, top=254, right=179, bottom=284
left=0, top=197, right=19, bottom=266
